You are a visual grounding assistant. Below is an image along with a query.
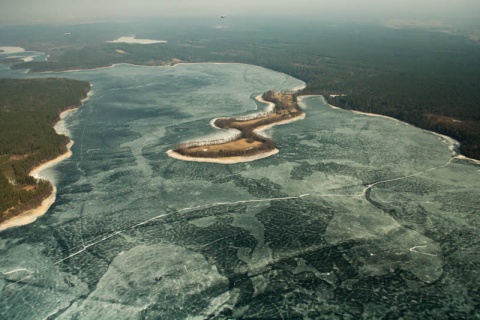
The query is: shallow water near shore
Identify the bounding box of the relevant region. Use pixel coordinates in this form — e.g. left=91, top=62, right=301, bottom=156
left=0, top=62, right=479, bottom=318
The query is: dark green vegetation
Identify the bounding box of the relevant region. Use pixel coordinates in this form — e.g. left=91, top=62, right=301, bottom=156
left=0, top=78, right=90, bottom=222
left=2, top=18, right=480, bottom=159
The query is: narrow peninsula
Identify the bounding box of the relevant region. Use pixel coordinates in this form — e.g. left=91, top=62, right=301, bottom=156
left=0, top=78, right=91, bottom=230
left=167, top=91, right=304, bottom=164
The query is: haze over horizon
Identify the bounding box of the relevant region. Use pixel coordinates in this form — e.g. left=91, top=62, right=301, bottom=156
left=1, top=0, right=479, bottom=26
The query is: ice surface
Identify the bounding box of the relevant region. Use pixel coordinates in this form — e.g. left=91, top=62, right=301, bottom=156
left=0, top=63, right=479, bottom=319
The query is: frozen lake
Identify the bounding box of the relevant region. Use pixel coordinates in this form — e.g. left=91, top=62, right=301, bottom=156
left=0, top=60, right=479, bottom=319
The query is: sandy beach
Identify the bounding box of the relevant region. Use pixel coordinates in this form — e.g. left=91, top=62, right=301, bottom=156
left=0, top=90, right=91, bottom=232
left=255, top=94, right=275, bottom=112
left=351, top=109, right=403, bottom=122
left=0, top=187, right=57, bottom=232
left=167, top=148, right=279, bottom=164
left=0, top=141, right=73, bottom=232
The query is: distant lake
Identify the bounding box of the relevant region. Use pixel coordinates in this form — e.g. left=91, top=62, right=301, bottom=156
left=1, top=60, right=479, bottom=319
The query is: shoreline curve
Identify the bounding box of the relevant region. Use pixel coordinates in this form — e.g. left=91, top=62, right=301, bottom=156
left=314, top=96, right=480, bottom=166
left=0, top=89, right=92, bottom=232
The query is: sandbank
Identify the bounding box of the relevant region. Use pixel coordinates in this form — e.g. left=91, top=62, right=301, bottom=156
left=107, top=36, right=167, bottom=44
left=0, top=46, right=25, bottom=54
left=0, top=89, right=92, bottom=232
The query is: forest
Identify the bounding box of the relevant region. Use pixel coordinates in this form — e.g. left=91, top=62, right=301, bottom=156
left=3, top=19, right=480, bottom=159
left=0, top=78, right=90, bottom=222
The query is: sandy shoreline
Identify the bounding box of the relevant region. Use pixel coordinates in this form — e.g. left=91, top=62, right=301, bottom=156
left=0, top=90, right=92, bottom=232
left=0, top=139, right=73, bottom=232
left=255, top=94, right=275, bottom=113
left=167, top=148, right=279, bottom=164
left=455, top=155, right=480, bottom=165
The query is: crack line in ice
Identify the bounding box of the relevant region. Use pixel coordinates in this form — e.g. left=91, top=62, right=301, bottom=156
left=202, top=235, right=233, bottom=248
left=1, top=268, right=34, bottom=289
left=1, top=268, right=31, bottom=276
left=3, top=194, right=309, bottom=287
left=310, top=193, right=363, bottom=198
left=214, top=194, right=310, bottom=206
left=79, top=121, right=87, bottom=164
left=409, top=245, right=437, bottom=257
left=296, top=157, right=460, bottom=203
left=362, top=156, right=457, bottom=196
left=54, top=194, right=310, bottom=265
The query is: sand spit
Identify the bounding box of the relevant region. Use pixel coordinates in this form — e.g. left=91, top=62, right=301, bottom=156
left=168, top=94, right=305, bottom=164
left=170, top=112, right=305, bottom=165
left=0, top=90, right=92, bottom=232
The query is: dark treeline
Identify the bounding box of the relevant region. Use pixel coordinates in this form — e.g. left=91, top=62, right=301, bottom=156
left=7, top=20, right=480, bottom=159
left=0, top=78, right=90, bottom=222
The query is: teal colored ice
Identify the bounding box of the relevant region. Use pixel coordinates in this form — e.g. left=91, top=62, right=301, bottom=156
left=0, top=61, right=479, bottom=319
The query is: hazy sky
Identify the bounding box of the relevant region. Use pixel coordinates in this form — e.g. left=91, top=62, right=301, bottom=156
left=1, top=0, right=479, bottom=25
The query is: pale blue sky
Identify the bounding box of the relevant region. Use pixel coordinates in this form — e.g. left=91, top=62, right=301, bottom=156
left=1, top=0, right=478, bottom=25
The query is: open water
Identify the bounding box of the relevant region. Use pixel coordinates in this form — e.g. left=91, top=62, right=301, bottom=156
left=0, top=53, right=479, bottom=319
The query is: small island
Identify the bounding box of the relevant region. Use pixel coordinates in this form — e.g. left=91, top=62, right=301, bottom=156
left=167, top=91, right=305, bottom=164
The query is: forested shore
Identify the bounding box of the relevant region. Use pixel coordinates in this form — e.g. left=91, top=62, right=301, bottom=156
left=0, top=78, right=91, bottom=223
